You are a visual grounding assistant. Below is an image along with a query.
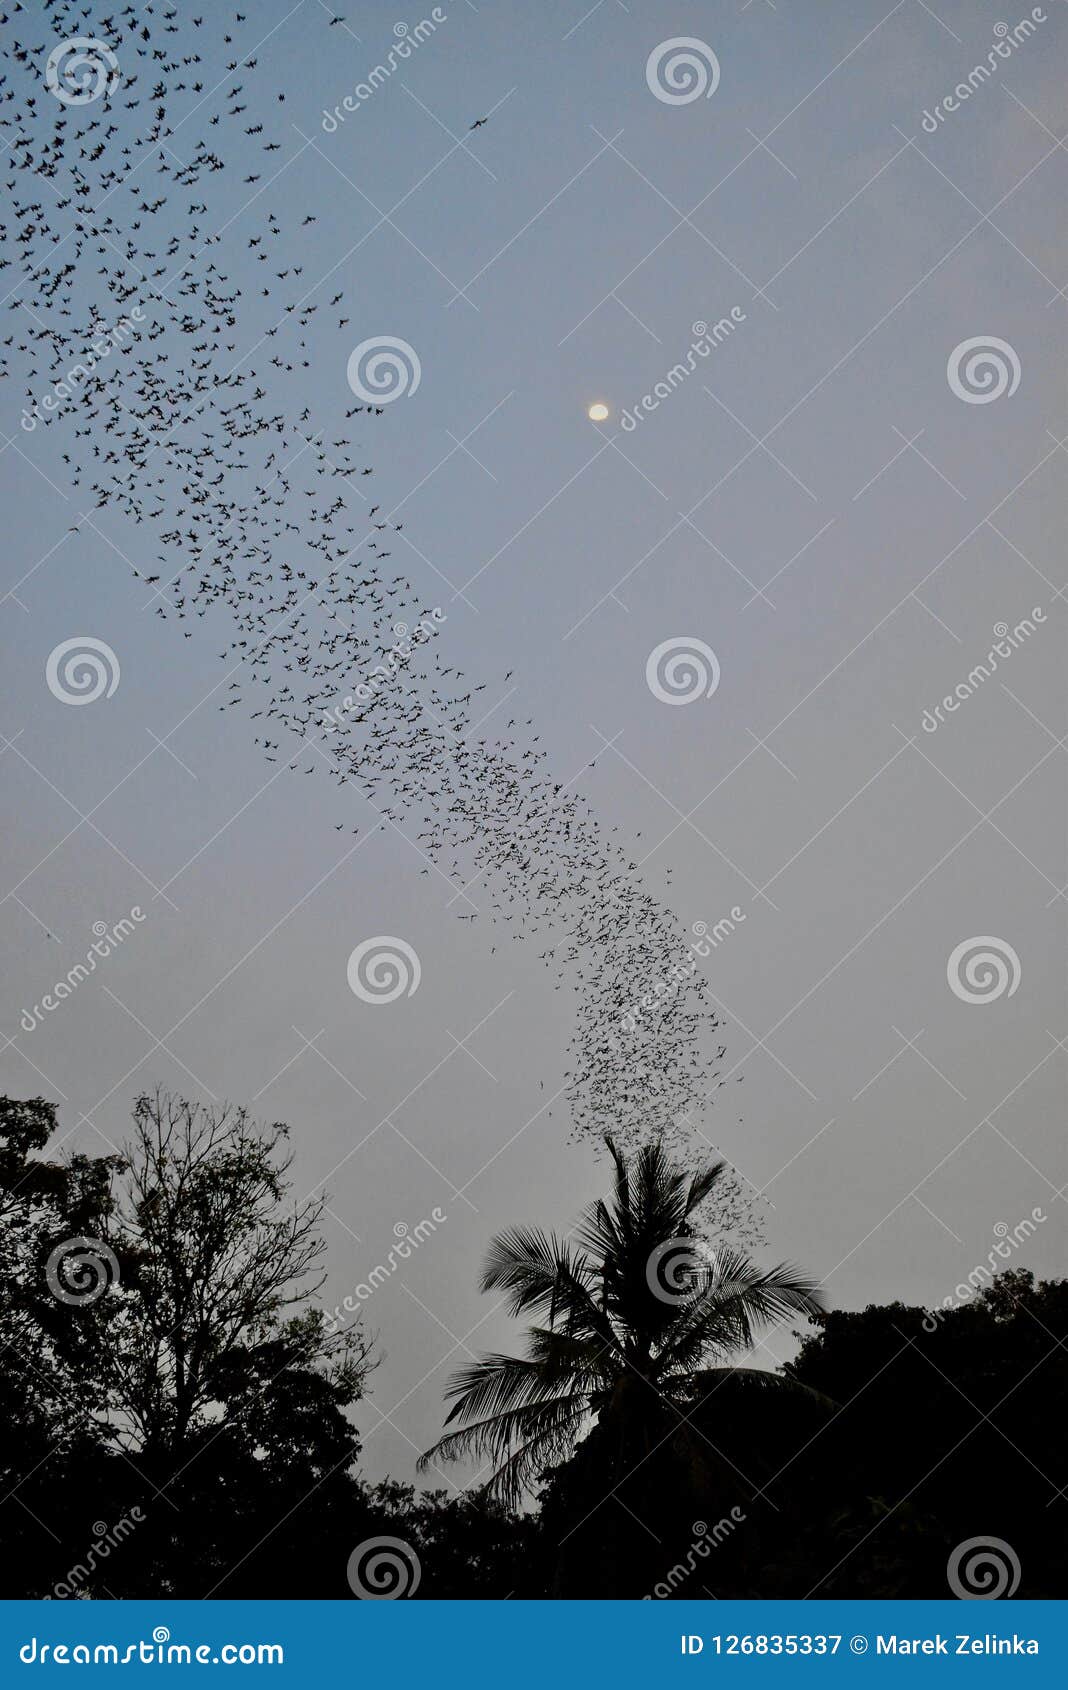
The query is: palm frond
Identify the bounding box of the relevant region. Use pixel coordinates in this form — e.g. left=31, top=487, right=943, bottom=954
left=684, top=1158, right=727, bottom=1218
left=418, top=1393, right=589, bottom=1506
left=422, top=1140, right=825, bottom=1506
left=481, top=1404, right=593, bottom=1507
left=439, top=1351, right=575, bottom=1426
left=655, top=1250, right=823, bottom=1373
left=573, top=1194, right=625, bottom=1269
left=688, top=1365, right=838, bottom=1413
left=524, top=1324, right=617, bottom=1391
left=479, top=1226, right=614, bottom=1344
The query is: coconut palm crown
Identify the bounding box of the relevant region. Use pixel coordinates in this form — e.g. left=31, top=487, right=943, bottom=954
left=419, top=1138, right=824, bottom=1506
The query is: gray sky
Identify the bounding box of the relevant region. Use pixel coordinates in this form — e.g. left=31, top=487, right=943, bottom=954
left=1, top=0, right=1065, bottom=1491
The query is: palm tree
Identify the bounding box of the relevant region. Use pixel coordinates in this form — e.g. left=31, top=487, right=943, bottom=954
left=419, top=1139, right=824, bottom=1509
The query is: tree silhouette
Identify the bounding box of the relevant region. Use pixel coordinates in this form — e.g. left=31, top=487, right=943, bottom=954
left=762, top=1270, right=1068, bottom=1597
left=0, top=1090, right=373, bottom=1597
left=420, top=1138, right=823, bottom=1516
left=4, top=1090, right=1061, bottom=1598
left=103, top=1089, right=370, bottom=1460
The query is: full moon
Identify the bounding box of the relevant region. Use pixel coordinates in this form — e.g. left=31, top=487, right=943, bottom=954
left=587, top=402, right=609, bottom=422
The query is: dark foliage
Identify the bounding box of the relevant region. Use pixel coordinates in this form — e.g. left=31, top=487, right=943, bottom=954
left=1, top=1094, right=1062, bottom=1598
left=529, top=1272, right=1067, bottom=1598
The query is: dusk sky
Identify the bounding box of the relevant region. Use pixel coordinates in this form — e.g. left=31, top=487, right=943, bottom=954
left=2, top=0, right=1065, bottom=1491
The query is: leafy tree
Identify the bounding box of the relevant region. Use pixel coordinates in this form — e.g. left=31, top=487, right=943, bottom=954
left=0, top=1096, right=119, bottom=1594
left=101, top=1089, right=370, bottom=1461
left=0, top=1089, right=373, bottom=1597
left=346, top=1481, right=536, bottom=1599
left=764, top=1271, right=1068, bottom=1597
